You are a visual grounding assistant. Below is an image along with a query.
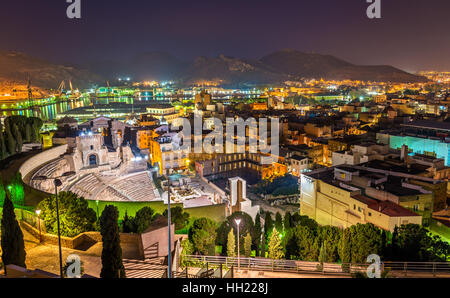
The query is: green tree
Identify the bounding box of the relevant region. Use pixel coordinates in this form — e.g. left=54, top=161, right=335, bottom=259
left=180, top=239, right=194, bottom=267
left=121, top=211, right=135, bottom=233
left=392, top=224, right=447, bottom=262
left=390, top=225, right=399, bottom=259
left=260, top=231, right=266, bottom=258
left=134, top=206, right=155, bottom=234
left=0, top=130, right=7, bottom=160
left=216, top=211, right=254, bottom=255
left=339, top=228, right=352, bottom=272
left=188, top=218, right=217, bottom=255
left=1, top=192, right=26, bottom=269
left=289, top=225, right=319, bottom=261
left=283, top=212, right=292, bottom=230
left=12, top=124, right=22, bottom=153
left=244, top=233, right=252, bottom=257
left=349, top=223, right=383, bottom=263
left=380, top=229, right=387, bottom=259
left=163, top=206, right=189, bottom=231
left=5, top=125, right=16, bottom=155
left=254, top=213, right=262, bottom=257
left=29, top=117, right=43, bottom=143
left=291, top=213, right=318, bottom=231
left=275, top=212, right=283, bottom=233
left=285, top=228, right=300, bottom=260
left=226, top=229, right=236, bottom=257
left=100, top=205, right=126, bottom=278
left=318, top=241, right=327, bottom=264
left=24, top=123, right=32, bottom=143
left=264, top=212, right=273, bottom=239
left=318, top=226, right=342, bottom=262
left=9, top=173, right=25, bottom=206
left=268, top=228, right=284, bottom=260
left=0, top=177, right=6, bottom=206
left=38, top=191, right=97, bottom=237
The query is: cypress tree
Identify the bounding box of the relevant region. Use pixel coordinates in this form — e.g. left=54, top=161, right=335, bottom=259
left=1, top=192, right=26, bottom=270
left=25, top=123, right=32, bottom=143
left=0, top=177, right=5, bottom=206
left=319, top=241, right=327, bottom=264
left=5, top=126, right=16, bottom=155
left=260, top=231, right=266, bottom=258
left=264, top=212, right=273, bottom=239
left=226, top=229, right=236, bottom=257
left=283, top=211, right=292, bottom=230
left=0, top=124, right=7, bottom=160
left=121, top=211, right=135, bottom=233
left=12, top=124, right=22, bottom=153
left=30, top=123, right=38, bottom=143
left=254, top=214, right=262, bottom=257
left=9, top=173, right=25, bottom=206
left=275, top=212, right=283, bottom=232
left=391, top=226, right=399, bottom=260
left=100, top=205, right=126, bottom=278
left=381, top=229, right=387, bottom=258
left=268, top=228, right=284, bottom=260
left=244, top=233, right=252, bottom=257
left=339, top=229, right=351, bottom=272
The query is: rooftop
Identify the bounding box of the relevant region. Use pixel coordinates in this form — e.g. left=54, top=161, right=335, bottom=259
left=401, top=120, right=450, bottom=132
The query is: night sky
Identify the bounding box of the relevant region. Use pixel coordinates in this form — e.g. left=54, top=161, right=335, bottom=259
left=1, top=0, right=450, bottom=72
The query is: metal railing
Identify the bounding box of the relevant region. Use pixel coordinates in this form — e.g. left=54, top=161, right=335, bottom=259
left=182, top=255, right=450, bottom=277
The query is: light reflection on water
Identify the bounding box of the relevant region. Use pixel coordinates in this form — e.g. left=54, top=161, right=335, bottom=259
left=0, top=96, right=183, bottom=121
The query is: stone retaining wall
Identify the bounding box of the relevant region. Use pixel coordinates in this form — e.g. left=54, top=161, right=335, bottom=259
left=20, top=221, right=143, bottom=257
left=19, top=145, right=68, bottom=182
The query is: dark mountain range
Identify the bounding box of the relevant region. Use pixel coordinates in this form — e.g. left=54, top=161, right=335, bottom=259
left=0, top=51, right=103, bottom=89
left=0, top=50, right=427, bottom=89
left=260, top=49, right=426, bottom=83
left=85, top=49, right=429, bottom=85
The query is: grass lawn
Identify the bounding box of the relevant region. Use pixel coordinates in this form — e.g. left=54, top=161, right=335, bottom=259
left=0, top=150, right=49, bottom=210
left=428, top=219, right=450, bottom=243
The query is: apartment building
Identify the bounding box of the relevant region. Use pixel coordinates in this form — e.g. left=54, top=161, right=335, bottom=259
left=299, top=165, right=445, bottom=231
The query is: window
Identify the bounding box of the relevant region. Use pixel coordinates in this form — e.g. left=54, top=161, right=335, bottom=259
left=90, top=145, right=94, bottom=150
left=368, top=212, right=372, bottom=217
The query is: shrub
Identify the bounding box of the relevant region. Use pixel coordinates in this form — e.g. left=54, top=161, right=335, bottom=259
left=38, top=191, right=96, bottom=237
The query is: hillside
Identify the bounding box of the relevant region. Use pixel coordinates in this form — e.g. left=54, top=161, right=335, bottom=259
left=0, top=50, right=428, bottom=89
left=0, top=51, right=103, bottom=90
left=260, top=49, right=427, bottom=83
left=178, top=50, right=427, bottom=85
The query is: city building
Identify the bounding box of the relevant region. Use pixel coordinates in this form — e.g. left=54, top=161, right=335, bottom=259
left=146, top=104, right=180, bottom=125
left=377, top=120, right=450, bottom=166
left=332, top=143, right=390, bottom=166
left=150, top=130, right=190, bottom=175
left=299, top=164, right=446, bottom=231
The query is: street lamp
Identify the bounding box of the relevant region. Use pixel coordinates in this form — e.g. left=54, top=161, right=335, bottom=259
left=235, top=218, right=241, bottom=272
left=95, top=200, right=99, bottom=220
left=35, top=209, right=42, bottom=243
left=163, top=174, right=174, bottom=278
left=33, top=171, right=75, bottom=278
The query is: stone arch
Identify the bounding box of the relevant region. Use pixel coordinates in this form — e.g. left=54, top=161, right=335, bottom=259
left=87, top=153, right=98, bottom=166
